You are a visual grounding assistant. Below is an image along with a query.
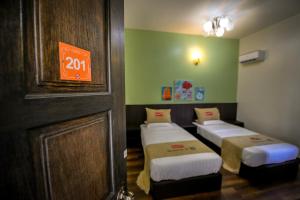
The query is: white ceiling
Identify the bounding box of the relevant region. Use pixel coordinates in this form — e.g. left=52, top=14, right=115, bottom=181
left=125, top=0, right=300, bottom=39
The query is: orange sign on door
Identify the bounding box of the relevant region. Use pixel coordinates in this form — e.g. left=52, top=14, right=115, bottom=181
left=59, top=42, right=91, bottom=81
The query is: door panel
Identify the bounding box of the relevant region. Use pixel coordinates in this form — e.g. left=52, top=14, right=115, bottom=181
left=30, top=113, right=112, bottom=200
left=0, top=0, right=125, bottom=199
left=25, top=0, right=109, bottom=94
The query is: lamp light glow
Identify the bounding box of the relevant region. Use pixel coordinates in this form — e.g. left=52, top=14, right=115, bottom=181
left=192, top=51, right=201, bottom=65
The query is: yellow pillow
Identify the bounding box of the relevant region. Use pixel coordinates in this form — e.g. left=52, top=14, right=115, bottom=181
left=194, top=108, right=220, bottom=124
left=145, top=108, right=171, bottom=123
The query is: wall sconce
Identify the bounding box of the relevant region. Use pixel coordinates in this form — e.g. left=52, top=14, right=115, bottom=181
left=192, top=51, right=201, bottom=65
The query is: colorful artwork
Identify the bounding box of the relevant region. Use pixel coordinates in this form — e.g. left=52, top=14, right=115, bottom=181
left=195, top=87, right=205, bottom=101
left=161, top=87, right=172, bottom=100
left=174, top=80, right=193, bottom=100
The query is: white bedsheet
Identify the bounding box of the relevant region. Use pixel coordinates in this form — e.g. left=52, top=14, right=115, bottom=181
left=141, top=123, right=222, bottom=181
left=193, top=121, right=299, bottom=167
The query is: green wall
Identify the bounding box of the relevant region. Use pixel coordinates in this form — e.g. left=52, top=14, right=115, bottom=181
left=125, top=29, right=239, bottom=105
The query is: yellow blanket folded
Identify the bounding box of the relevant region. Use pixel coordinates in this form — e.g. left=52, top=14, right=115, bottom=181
left=137, top=140, right=213, bottom=194
left=221, top=134, right=282, bottom=174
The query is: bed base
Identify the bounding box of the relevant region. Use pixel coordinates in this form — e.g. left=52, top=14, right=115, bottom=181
left=194, top=134, right=300, bottom=181
left=239, top=158, right=300, bottom=182
left=150, top=172, right=222, bottom=200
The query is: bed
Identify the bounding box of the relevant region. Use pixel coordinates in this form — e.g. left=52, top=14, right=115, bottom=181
left=193, top=120, right=299, bottom=181
left=138, top=123, right=222, bottom=199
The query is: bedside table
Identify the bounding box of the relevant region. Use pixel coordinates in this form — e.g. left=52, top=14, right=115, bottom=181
left=126, top=126, right=142, bottom=148
left=182, top=125, right=197, bottom=134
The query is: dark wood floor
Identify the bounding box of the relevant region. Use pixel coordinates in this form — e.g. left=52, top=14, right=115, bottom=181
left=127, top=148, right=300, bottom=200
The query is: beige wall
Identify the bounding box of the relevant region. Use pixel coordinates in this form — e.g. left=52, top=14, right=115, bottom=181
left=237, top=14, right=300, bottom=148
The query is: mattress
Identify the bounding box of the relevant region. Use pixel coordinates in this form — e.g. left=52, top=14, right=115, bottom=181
left=193, top=121, right=299, bottom=167
left=140, top=123, right=222, bottom=182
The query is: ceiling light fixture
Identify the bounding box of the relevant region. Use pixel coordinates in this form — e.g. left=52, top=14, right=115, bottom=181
left=203, top=16, right=234, bottom=37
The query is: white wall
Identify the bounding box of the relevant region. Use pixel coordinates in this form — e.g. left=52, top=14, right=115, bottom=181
left=237, top=14, right=300, bottom=148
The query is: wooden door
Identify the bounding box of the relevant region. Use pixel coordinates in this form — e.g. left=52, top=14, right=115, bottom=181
left=0, top=0, right=126, bottom=199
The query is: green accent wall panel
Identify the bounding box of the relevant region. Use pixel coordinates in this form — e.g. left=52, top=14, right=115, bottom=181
left=125, top=29, right=239, bottom=105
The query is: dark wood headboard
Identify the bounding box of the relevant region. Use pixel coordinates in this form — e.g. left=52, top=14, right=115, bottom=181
left=126, top=103, right=238, bottom=147
left=126, top=103, right=237, bottom=129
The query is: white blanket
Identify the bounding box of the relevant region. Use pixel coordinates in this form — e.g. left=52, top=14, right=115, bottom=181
left=193, top=121, right=299, bottom=167
left=140, top=123, right=222, bottom=181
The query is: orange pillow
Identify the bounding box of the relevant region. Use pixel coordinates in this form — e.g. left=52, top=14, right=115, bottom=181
left=194, top=108, right=220, bottom=124
left=145, top=108, right=171, bottom=123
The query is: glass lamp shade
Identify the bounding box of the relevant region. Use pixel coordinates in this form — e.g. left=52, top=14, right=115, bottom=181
left=203, top=21, right=213, bottom=33
left=219, top=17, right=229, bottom=28
left=216, top=27, right=224, bottom=37
left=226, top=20, right=234, bottom=31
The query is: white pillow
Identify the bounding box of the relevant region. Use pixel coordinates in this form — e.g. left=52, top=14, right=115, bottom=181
left=202, top=120, right=225, bottom=125
left=146, top=122, right=173, bottom=128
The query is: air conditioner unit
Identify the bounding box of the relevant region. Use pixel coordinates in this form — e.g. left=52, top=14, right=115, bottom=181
left=239, top=50, right=265, bottom=64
